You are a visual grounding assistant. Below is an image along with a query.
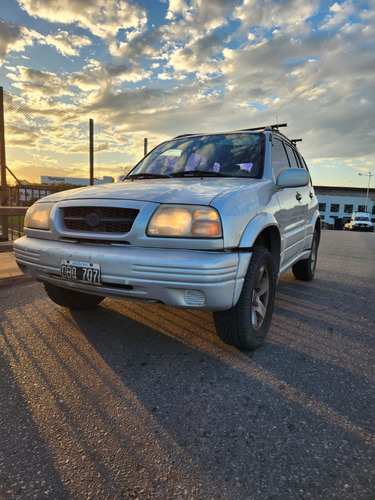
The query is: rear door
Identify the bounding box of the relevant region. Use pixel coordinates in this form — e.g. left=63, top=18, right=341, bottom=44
left=272, top=138, right=308, bottom=268
left=284, top=142, right=311, bottom=241
left=294, top=150, right=318, bottom=249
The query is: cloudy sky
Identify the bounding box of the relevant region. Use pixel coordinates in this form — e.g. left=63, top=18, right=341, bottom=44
left=0, top=0, right=374, bottom=186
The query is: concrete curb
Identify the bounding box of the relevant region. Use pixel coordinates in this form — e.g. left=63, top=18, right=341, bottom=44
left=0, top=250, right=34, bottom=287
left=0, top=275, right=34, bottom=287
left=0, top=242, right=14, bottom=252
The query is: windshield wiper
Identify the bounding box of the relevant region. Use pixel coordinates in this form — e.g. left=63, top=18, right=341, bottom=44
left=171, top=170, right=231, bottom=177
left=126, top=173, right=171, bottom=180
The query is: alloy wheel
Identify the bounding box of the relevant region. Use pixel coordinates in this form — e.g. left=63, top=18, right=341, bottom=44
left=251, top=265, right=270, bottom=331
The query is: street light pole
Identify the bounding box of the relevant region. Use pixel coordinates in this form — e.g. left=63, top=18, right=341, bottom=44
left=358, top=172, right=373, bottom=212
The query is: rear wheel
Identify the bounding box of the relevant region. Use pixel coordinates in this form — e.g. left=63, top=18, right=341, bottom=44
left=213, top=246, right=276, bottom=350
left=44, top=282, right=104, bottom=309
left=292, top=230, right=318, bottom=281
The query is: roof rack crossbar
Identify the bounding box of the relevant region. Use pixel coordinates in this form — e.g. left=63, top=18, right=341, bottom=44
left=173, top=123, right=288, bottom=139
left=173, top=133, right=202, bottom=139
left=238, top=123, right=287, bottom=132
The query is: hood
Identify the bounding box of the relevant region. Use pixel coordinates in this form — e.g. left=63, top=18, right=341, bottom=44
left=38, top=178, right=262, bottom=206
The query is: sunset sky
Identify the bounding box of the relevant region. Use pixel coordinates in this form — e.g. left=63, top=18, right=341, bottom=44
left=0, top=0, right=374, bottom=187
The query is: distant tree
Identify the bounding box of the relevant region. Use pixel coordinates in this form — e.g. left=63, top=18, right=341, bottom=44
left=45, top=182, right=85, bottom=193
left=27, top=197, right=41, bottom=206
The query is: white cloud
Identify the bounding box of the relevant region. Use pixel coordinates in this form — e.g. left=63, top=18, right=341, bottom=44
left=233, top=0, right=320, bottom=32
left=166, top=0, right=239, bottom=30
left=70, top=60, right=152, bottom=92
left=109, top=29, right=160, bottom=60
left=165, top=0, right=189, bottom=21
left=42, top=30, right=91, bottom=57
left=7, top=65, right=74, bottom=98
left=16, top=0, right=147, bottom=42
left=190, top=0, right=239, bottom=31
left=158, top=72, right=173, bottom=80
left=320, top=0, right=356, bottom=30
left=167, top=32, right=224, bottom=75
left=0, top=18, right=41, bottom=60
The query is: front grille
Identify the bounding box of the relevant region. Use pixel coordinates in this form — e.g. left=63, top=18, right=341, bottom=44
left=62, top=206, right=139, bottom=233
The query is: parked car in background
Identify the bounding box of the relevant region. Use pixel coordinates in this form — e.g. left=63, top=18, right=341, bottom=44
left=14, top=124, right=320, bottom=350
left=349, top=212, right=374, bottom=232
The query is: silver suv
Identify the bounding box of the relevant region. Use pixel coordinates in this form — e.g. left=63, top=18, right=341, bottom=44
left=15, top=124, right=320, bottom=350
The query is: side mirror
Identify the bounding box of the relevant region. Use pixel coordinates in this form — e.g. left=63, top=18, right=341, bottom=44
left=276, top=168, right=310, bottom=188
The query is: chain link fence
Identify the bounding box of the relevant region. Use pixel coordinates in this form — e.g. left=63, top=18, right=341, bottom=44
left=1, top=89, right=153, bottom=187
left=0, top=87, right=163, bottom=240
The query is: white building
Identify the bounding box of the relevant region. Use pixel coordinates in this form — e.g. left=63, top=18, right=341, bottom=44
left=41, top=175, right=113, bottom=186
left=315, top=186, right=375, bottom=229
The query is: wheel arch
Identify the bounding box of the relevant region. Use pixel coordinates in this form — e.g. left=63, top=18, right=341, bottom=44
left=238, top=213, right=281, bottom=275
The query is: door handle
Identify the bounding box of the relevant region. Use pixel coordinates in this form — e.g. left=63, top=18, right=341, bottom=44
left=296, top=192, right=302, bottom=201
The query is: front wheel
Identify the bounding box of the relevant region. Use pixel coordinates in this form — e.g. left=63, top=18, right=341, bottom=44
left=44, top=282, right=105, bottom=309
left=292, top=230, right=318, bottom=281
left=213, top=246, right=276, bottom=350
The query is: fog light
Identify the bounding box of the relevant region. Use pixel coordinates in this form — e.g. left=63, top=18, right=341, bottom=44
left=184, top=289, right=206, bottom=306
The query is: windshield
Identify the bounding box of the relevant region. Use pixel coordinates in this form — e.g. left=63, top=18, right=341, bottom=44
left=125, top=133, right=265, bottom=179
left=355, top=216, right=370, bottom=221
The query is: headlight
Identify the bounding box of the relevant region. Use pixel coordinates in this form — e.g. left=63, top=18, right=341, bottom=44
left=147, top=205, right=222, bottom=238
left=24, top=202, right=55, bottom=230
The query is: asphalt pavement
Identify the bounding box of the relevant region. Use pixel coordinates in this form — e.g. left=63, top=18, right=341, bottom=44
left=0, top=231, right=374, bottom=499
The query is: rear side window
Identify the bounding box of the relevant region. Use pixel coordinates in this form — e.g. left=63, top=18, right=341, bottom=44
left=297, top=151, right=310, bottom=171
left=293, top=147, right=311, bottom=184
left=271, top=139, right=289, bottom=180
left=284, top=143, right=300, bottom=169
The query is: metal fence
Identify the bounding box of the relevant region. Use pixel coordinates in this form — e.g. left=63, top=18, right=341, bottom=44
left=7, top=185, right=52, bottom=206
left=0, top=86, right=162, bottom=241
left=0, top=206, right=27, bottom=242
left=0, top=87, right=155, bottom=186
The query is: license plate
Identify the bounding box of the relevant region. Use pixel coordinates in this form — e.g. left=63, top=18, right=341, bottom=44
left=60, top=260, right=101, bottom=284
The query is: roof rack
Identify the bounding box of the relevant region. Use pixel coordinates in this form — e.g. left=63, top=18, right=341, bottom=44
left=291, top=138, right=302, bottom=145
left=172, top=132, right=201, bottom=139
left=238, top=123, right=287, bottom=132
left=173, top=123, right=288, bottom=139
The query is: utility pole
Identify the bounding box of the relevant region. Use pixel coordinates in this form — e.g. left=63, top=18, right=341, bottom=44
left=89, top=118, right=94, bottom=186
left=0, top=86, right=9, bottom=240
left=144, top=137, right=148, bottom=157
left=358, top=172, right=373, bottom=212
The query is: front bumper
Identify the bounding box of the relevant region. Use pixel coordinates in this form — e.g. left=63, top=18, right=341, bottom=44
left=14, top=237, right=251, bottom=310
left=352, top=224, right=373, bottom=231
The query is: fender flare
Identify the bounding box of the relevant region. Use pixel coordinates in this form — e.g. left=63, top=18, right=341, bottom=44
left=231, top=213, right=281, bottom=306
left=309, top=209, right=321, bottom=240
left=238, top=212, right=280, bottom=248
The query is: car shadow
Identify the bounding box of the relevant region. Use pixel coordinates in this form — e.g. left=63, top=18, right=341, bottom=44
left=3, top=276, right=374, bottom=498
left=0, top=344, right=69, bottom=498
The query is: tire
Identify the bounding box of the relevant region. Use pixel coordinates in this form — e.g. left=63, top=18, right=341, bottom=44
left=292, top=230, right=318, bottom=281
left=44, top=282, right=104, bottom=309
left=213, top=246, right=276, bottom=350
